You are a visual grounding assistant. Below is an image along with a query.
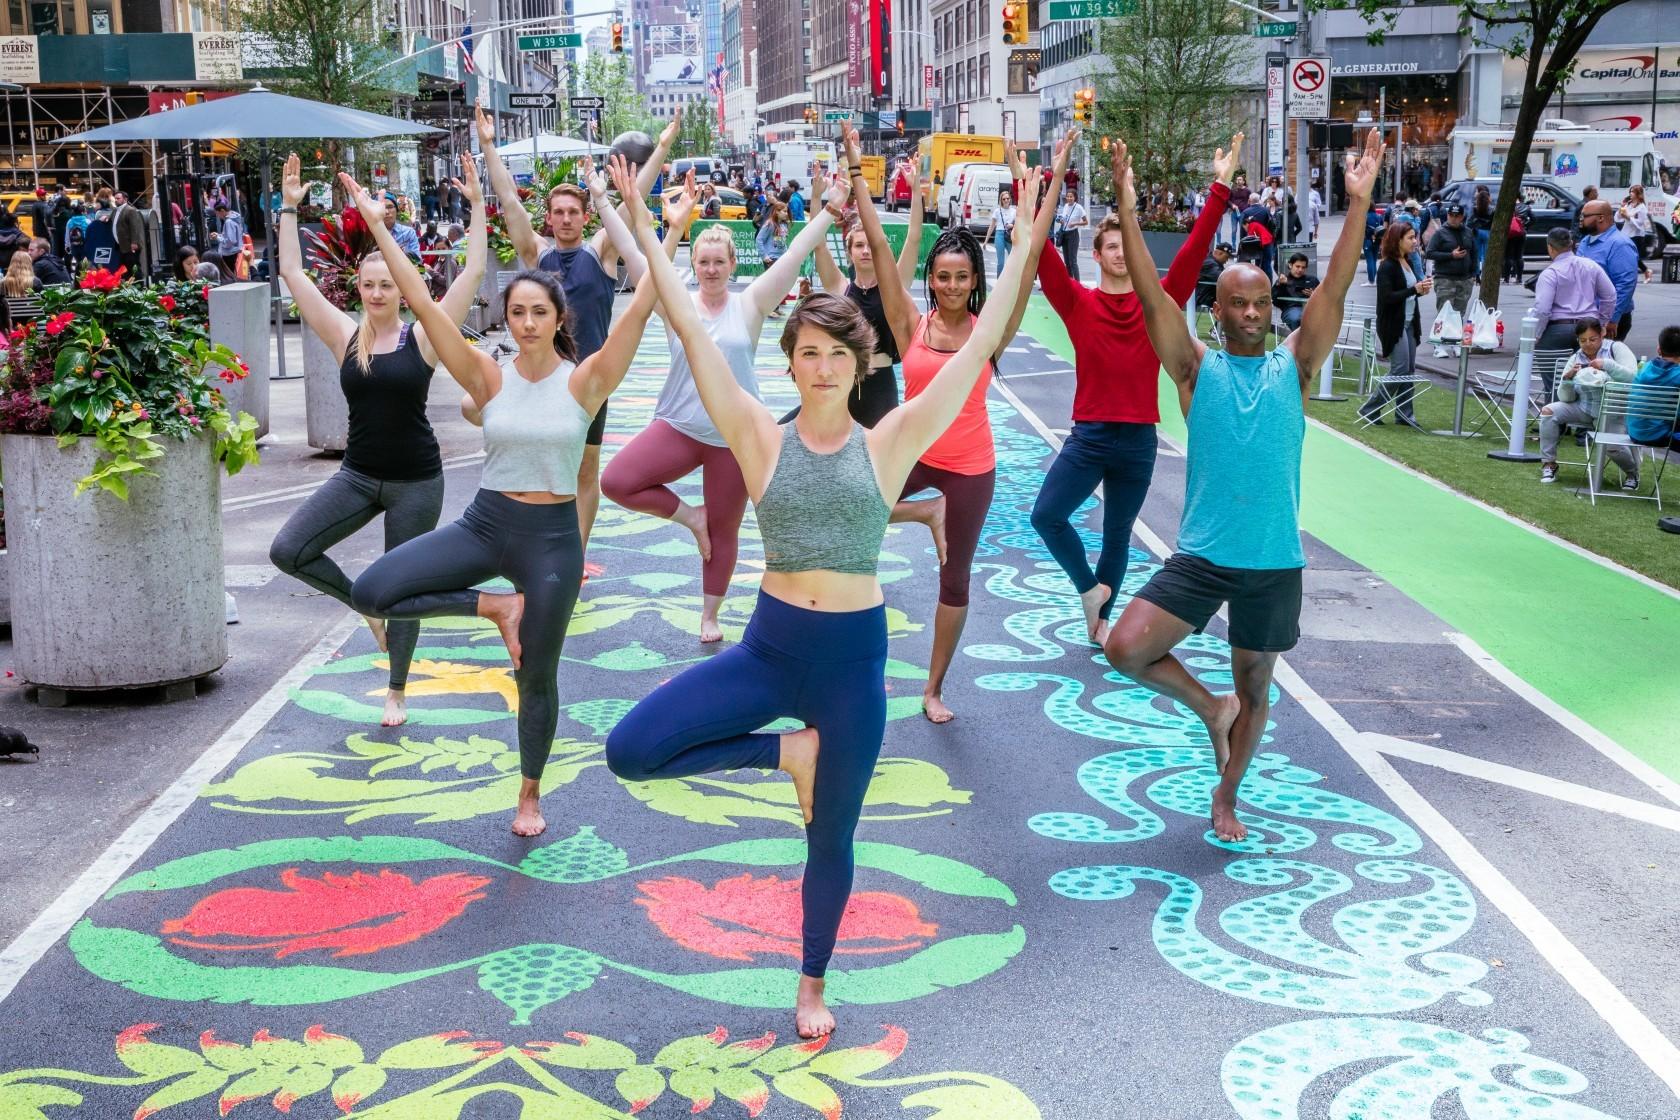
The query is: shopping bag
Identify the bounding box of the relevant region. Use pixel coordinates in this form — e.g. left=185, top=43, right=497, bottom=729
left=1429, top=302, right=1463, bottom=343
left=1471, top=305, right=1499, bottom=351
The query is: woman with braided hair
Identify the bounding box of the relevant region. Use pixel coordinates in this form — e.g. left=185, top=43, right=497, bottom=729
left=839, top=122, right=1079, bottom=722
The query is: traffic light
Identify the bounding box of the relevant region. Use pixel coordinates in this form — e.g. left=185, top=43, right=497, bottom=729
left=803, top=106, right=817, bottom=125
left=610, top=21, right=624, bottom=52
left=1072, top=87, right=1095, bottom=125
left=896, top=116, right=905, bottom=137
left=1001, top=2, right=1028, bottom=45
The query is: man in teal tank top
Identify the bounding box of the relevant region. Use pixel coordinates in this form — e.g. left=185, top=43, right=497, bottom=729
left=1101, top=129, right=1385, bottom=843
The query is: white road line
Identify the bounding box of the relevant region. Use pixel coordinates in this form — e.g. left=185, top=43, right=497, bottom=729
left=1360, top=732, right=1680, bottom=833
left=0, top=612, right=363, bottom=1006
left=1443, top=632, right=1680, bottom=810
left=1000, top=367, right=1075, bottom=380
left=1306, top=416, right=1680, bottom=603
left=995, top=373, right=1680, bottom=1101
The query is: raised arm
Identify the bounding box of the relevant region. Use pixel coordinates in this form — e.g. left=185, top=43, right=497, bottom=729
left=577, top=155, right=648, bottom=284
left=995, top=132, right=1077, bottom=357
left=808, top=177, right=847, bottom=293
left=278, top=152, right=358, bottom=359
left=745, top=174, right=847, bottom=318
left=613, top=158, right=780, bottom=493
left=895, top=176, right=925, bottom=290
left=339, top=170, right=492, bottom=406
left=1112, top=140, right=1202, bottom=393
left=840, top=124, right=915, bottom=354
left=592, top=112, right=680, bottom=264
left=416, top=154, right=487, bottom=368
left=1163, top=134, right=1241, bottom=302
left=1288, top=127, right=1383, bottom=379
left=869, top=164, right=1043, bottom=487
left=476, top=107, right=542, bottom=270
left=572, top=157, right=691, bottom=416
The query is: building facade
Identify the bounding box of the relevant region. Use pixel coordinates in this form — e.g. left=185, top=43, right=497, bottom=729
left=927, top=0, right=1035, bottom=141
left=720, top=0, right=758, bottom=152
left=756, top=0, right=811, bottom=138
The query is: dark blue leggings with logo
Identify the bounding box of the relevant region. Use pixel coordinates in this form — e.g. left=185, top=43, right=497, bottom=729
left=606, top=591, right=888, bottom=978
left=1030, top=420, right=1158, bottom=621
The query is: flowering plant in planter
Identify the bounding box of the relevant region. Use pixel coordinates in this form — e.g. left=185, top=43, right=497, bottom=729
left=0, top=268, right=261, bottom=499
left=303, top=204, right=443, bottom=311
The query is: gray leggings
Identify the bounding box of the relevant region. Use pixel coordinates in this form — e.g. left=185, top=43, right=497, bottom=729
left=269, top=466, right=446, bottom=689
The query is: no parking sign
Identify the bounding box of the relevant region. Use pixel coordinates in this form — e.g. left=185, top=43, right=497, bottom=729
left=1288, top=56, right=1330, bottom=120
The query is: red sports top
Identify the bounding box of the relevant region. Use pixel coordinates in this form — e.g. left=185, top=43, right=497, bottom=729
left=1037, top=181, right=1229, bottom=424
left=901, top=311, right=996, bottom=476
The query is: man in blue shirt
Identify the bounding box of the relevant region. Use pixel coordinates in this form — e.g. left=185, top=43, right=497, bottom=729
left=1575, top=199, right=1639, bottom=340
left=785, top=181, right=806, bottom=221
left=381, top=195, right=422, bottom=261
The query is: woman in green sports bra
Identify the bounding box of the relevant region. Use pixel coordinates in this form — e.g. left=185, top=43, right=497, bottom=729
left=602, top=149, right=1057, bottom=1040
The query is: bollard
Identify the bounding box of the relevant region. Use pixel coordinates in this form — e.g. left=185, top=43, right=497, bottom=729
left=1489, top=310, right=1542, bottom=461
left=1310, top=346, right=1346, bottom=401
left=1432, top=339, right=1477, bottom=438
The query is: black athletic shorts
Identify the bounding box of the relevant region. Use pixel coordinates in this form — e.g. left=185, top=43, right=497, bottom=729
left=585, top=400, right=608, bottom=447
left=1133, top=552, right=1303, bottom=653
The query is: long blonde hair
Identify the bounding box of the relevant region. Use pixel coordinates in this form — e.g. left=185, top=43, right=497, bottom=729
left=2, top=250, right=34, bottom=298
left=352, top=251, right=389, bottom=374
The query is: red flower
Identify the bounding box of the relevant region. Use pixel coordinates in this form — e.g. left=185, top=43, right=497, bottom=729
left=636, top=873, right=937, bottom=962
left=77, top=265, right=127, bottom=292
left=159, top=294, right=176, bottom=312
left=202, top=284, right=211, bottom=300
left=161, top=867, right=492, bottom=958
left=43, top=312, right=74, bottom=337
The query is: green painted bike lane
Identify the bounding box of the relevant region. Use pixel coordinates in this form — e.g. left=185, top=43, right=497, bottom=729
left=1018, top=297, right=1680, bottom=783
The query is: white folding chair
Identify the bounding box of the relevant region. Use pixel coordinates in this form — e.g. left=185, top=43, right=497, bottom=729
left=1587, top=382, right=1680, bottom=508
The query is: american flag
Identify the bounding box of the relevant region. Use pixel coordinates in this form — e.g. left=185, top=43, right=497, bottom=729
left=706, top=52, right=726, bottom=97
left=460, top=24, right=476, bottom=75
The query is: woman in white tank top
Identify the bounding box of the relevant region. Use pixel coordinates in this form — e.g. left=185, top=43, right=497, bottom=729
left=346, top=158, right=690, bottom=838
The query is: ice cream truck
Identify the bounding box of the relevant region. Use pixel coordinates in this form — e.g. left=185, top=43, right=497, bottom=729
left=1449, top=119, right=1675, bottom=244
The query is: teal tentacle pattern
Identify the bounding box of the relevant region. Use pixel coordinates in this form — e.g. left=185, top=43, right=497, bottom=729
left=1224, top=1018, right=1630, bottom=1119
left=1027, top=746, right=1420, bottom=855
left=1045, top=859, right=1488, bottom=1013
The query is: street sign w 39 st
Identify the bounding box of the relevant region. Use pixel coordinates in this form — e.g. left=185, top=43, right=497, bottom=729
left=1047, top=0, right=1134, bottom=19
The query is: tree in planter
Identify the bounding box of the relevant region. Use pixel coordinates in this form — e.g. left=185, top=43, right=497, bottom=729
left=0, top=270, right=260, bottom=499
left=1311, top=0, right=1638, bottom=307
left=1093, top=0, right=1251, bottom=225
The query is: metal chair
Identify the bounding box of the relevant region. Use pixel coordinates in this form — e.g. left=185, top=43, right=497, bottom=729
left=1466, top=347, right=1573, bottom=441
left=1330, top=308, right=1377, bottom=396
left=1586, top=382, right=1680, bottom=508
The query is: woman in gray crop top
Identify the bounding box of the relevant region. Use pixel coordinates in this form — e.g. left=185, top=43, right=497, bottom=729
left=347, top=159, right=692, bottom=839
left=603, top=159, right=1046, bottom=1040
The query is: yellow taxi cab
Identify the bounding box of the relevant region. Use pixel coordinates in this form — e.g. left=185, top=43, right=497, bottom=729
left=683, top=185, right=748, bottom=239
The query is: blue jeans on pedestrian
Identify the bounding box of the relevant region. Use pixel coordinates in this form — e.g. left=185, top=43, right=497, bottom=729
left=994, top=228, right=1011, bottom=276
left=1363, top=238, right=1378, bottom=282
left=1474, top=228, right=1489, bottom=272
left=1029, top=421, right=1158, bottom=621
left=1280, top=305, right=1304, bottom=332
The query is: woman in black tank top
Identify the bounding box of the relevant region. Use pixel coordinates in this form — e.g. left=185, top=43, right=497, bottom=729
left=269, top=151, right=487, bottom=728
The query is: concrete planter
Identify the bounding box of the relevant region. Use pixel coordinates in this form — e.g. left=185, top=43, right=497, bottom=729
left=208, top=282, right=272, bottom=439
left=0, top=432, right=226, bottom=691
left=0, top=548, right=9, bottom=628
left=303, top=321, right=349, bottom=452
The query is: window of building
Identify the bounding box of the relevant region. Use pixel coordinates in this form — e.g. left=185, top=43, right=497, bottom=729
left=979, top=0, right=987, bottom=37
left=1600, top=159, right=1632, bottom=190
left=980, top=57, right=988, bottom=96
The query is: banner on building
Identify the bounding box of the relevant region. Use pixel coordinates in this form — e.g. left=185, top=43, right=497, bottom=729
left=847, top=0, right=864, bottom=88
left=924, top=63, right=935, bottom=109
left=193, top=32, right=245, bottom=82
left=870, top=0, right=891, bottom=99
left=0, top=36, right=40, bottom=85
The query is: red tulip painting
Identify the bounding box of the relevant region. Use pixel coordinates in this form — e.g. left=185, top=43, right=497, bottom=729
left=161, top=868, right=492, bottom=959
left=635, top=873, right=938, bottom=962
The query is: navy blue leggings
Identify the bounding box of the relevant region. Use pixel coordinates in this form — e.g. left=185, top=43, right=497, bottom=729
left=606, top=591, right=888, bottom=978
left=351, top=489, right=583, bottom=780
left=1030, top=421, right=1157, bottom=620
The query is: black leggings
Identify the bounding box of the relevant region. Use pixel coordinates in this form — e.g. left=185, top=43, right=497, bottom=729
left=269, top=466, right=445, bottom=690
left=351, top=489, right=583, bottom=779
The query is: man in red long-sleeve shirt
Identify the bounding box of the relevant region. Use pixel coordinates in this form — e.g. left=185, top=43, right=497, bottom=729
left=1029, top=133, right=1244, bottom=643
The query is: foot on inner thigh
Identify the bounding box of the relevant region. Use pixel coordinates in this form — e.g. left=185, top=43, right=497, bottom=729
left=795, top=975, right=835, bottom=1039
left=512, top=778, right=546, bottom=837
left=1206, top=693, right=1240, bottom=774
left=364, top=616, right=389, bottom=653
left=1210, top=782, right=1247, bottom=843
left=922, top=691, right=954, bottom=724
left=1079, top=583, right=1111, bottom=644
left=478, top=591, right=525, bottom=669
left=779, top=726, right=820, bottom=825
left=674, top=502, right=712, bottom=563
left=381, top=689, right=408, bottom=727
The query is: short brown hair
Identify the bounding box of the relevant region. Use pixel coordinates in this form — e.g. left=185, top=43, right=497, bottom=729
left=1093, top=213, right=1128, bottom=252
left=548, top=183, right=590, bottom=211
left=1380, top=222, right=1412, bottom=262
left=779, top=291, right=877, bottom=382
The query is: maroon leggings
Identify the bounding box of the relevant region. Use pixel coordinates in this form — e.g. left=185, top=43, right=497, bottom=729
left=898, top=461, right=996, bottom=608
left=601, top=419, right=747, bottom=597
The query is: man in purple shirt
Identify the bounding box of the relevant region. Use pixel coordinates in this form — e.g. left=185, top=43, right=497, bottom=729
left=1533, top=227, right=1615, bottom=394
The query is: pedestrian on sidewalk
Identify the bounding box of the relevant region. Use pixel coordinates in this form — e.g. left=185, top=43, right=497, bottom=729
left=1359, top=222, right=1430, bottom=428
left=1576, top=199, right=1640, bottom=341
left=1533, top=227, right=1617, bottom=394
left=1424, top=201, right=1475, bottom=356
left=269, top=152, right=487, bottom=730
left=985, top=186, right=1016, bottom=276
left=347, top=155, right=674, bottom=838
left=1504, top=197, right=1533, bottom=283
left=1054, top=185, right=1088, bottom=283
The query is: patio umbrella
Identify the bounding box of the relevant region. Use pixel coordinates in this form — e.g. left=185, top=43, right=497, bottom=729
left=55, top=86, right=445, bottom=379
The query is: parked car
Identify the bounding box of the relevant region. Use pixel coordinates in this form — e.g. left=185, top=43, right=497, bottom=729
left=1438, top=177, right=1582, bottom=272
left=888, top=159, right=916, bottom=213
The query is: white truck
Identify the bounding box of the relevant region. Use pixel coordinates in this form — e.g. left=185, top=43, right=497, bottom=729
left=1449, top=120, right=1675, bottom=245
left=768, top=140, right=839, bottom=206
